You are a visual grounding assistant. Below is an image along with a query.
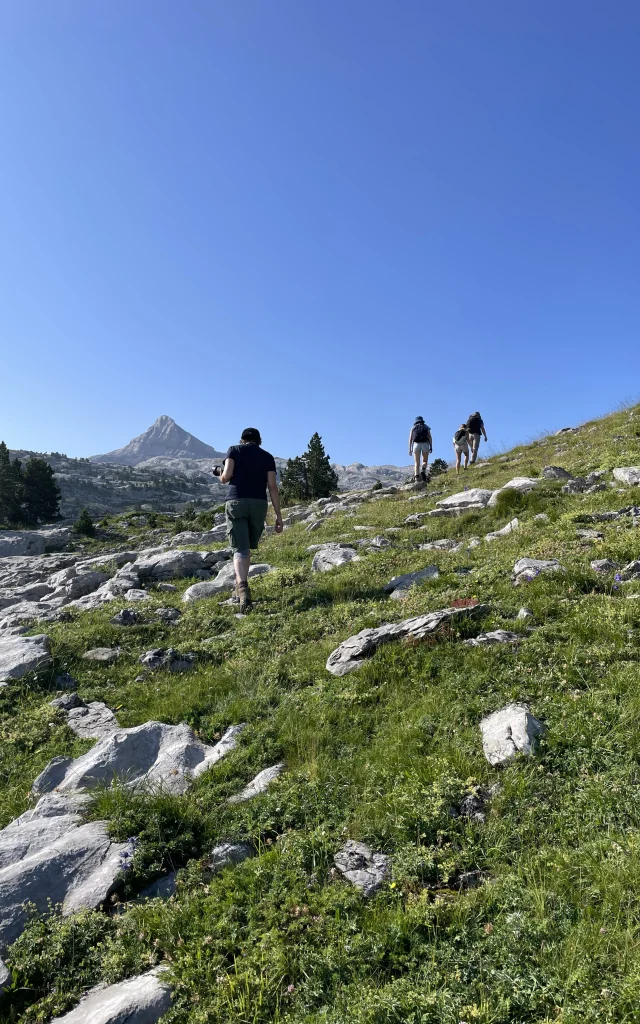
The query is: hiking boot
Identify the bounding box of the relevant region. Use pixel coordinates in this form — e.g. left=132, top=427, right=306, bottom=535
left=420, top=470, right=427, bottom=482
left=236, top=581, right=252, bottom=613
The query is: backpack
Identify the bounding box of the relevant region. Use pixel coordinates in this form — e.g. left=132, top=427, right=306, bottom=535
left=412, top=422, right=430, bottom=443
left=454, top=428, right=468, bottom=444
left=467, top=413, right=482, bottom=433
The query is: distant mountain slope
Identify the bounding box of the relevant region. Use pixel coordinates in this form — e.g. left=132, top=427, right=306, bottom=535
left=91, top=415, right=226, bottom=466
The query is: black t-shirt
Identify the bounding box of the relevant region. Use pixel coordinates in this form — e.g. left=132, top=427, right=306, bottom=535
left=225, top=444, right=276, bottom=500
left=467, top=414, right=483, bottom=434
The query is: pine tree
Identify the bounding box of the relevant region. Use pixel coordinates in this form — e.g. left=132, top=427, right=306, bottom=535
left=74, top=508, right=95, bottom=536
left=280, top=455, right=309, bottom=505
left=305, top=433, right=338, bottom=498
left=0, top=442, right=22, bottom=526
left=279, top=434, right=338, bottom=505
left=430, top=458, right=449, bottom=477
left=22, top=458, right=61, bottom=525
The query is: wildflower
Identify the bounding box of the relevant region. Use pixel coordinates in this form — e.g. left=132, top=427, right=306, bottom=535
left=287, top=984, right=295, bottom=994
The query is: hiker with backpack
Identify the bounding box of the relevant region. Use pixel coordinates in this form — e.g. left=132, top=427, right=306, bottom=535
left=408, top=416, right=432, bottom=482
left=213, top=427, right=283, bottom=613
left=452, top=423, right=470, bottom=475
left=466, top=411, right=488, bottom=464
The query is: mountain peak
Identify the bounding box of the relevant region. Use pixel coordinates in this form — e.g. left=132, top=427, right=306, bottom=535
left=90, top=417, right=225, bottom=466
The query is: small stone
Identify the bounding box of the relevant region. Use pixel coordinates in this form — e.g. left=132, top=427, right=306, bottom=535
left=516, top=607, right=533, bottom=620
left=82, top=647, right=121, bottom=664
left=154, top=607, right=182, bottom=622
left=138, top=648, right=195, bottom=673
left=576, top=529, right=604, bottom=541
left=228, top=763, right=284, bottom=803
left=541, top=466, right=572, bottom=480
left=480, top=703, right=545, bottom=766
left=384, top=566, right=439, bottom=599
left=208, top=841, right=254, bottom=872
left=156, top=583, right=178, bottom=592
left=110, top=609, right=139, bottom=626
left=48, top=969, right=171, bottom=1024
left=591, top=559, right=618, bottom=572
left=333, top=840, right=390, bottom=897
left=512, top=558, right=564, bottom=585
left=533, top=513, right=549, bottom=522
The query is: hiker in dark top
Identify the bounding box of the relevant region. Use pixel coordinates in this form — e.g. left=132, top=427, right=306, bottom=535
left=452, top=423, right=470, bottom=475
left=466, top=411, right=488, bottom=464
left=408, top=416, right=432, bottom=482
left=213, top=427, right=283, bottom=612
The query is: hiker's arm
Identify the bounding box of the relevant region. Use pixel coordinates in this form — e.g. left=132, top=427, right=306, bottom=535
left=428, top=429, right=433, bottom=453
left=482, top=426, right=488, bottom=441
left=267, top=471, right=284, bottom=533
left=219, top=458, right=234, bottom=484
left=408, top=431, right=413, bottom=454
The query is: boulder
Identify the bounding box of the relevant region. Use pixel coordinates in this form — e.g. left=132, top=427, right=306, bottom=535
left=0, top=794, right=132, bottom=951
left=488, top=478, right=539, bottom=506
left=435, top=489, right=494, bottom=512
left=485, top=518, right=519, bottom=542
left=139, top=648, right=195, bottom=673
left=311, top=546, right=358, bottom=572
left=37, top=526, right=74, bottom=551
left=0, top=634, right=51, bottom=684
left=64, top=571, right=110, bottom=600
left=0, top=531, right=46, bottom=558
left=541, top=466, right=572, bottom=480
left=562, top=478, right=588, bottom=494
left=135, top=550, right=208, bottom=581
left=613, top=467, right=640, bottom=487
left=419, top=538, right=461, bottom=551
left=463, top=630, right=520, bottom=647
left=62, top=700, right=119, bottom=740
left=228, top=763, right=285, bottom=803
left=208, top=841, right=254, bottom=872
left=480, top=703, right=545, bottom=766
left=82, top=647, right=121, bottom=664
left=154, top=606, right=182, bottom=622
left=182, top=563, right=273, bottom=603
left=591, top=559, right=618, bottom=572
left=620, top=560, right=640, bottom=581
left=333, top=840, right=390, bottom=897
left=110, top=608, right=140, bottom=626
left=326, top=604, right=487, bottom=676
left=49, top=969, right=171, bottom=1024
left=33, top=722, right=246, bottom=797
left=123, top=589, right=151, bottom=602
left=512, top=558, right=564, bottom=585
left=384, top=566, right=439, bottom=599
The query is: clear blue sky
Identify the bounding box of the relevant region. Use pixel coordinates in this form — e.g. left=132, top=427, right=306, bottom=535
left=1, top=1, right=639, bottom=466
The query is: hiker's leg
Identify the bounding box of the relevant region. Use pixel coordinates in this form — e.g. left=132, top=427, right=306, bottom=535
left=455, top=448, right=461, bottom=474
left=234, top=550, right=250, bottom=583
left=464, top=450, right=469, bottom=469
left=413, top=450, right=420, bottom=478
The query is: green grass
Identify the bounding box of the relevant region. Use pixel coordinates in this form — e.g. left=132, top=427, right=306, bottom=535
left=3, top=405, right=640, bottom=1021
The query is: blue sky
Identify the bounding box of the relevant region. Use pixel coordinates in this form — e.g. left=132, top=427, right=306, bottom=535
left=1, top=1, right=639, bottom=466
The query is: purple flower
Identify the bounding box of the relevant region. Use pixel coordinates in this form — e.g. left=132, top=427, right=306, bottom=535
left=614, top=573, right=622, bottom=581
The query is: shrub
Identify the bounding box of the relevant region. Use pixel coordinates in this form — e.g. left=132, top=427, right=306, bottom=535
left=74, top=508, right=95, bottom=536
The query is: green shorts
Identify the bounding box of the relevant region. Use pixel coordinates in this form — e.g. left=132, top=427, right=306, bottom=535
left=225, top=498, right=268, bottom=554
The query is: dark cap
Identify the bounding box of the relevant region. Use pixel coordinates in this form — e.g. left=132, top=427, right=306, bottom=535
left=241, top=427, right=262, bottom=445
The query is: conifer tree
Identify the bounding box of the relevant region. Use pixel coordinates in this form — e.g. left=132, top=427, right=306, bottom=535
left=22, top=458, right=61, bottom=525
left=74, top=508, right=95, bottom=536
left=0, top=442, right=22, bottom=526
left=279, top=434, right=338, bottom=505
left=305, top=433, right=339, bottom=498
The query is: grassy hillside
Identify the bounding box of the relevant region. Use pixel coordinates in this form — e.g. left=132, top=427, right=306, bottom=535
left=3, top=403, right=640, bottom=1023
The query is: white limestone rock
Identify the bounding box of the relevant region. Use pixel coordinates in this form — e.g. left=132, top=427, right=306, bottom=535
left=591, top=559, right=618, bottom=572
left=334, top=840, right=390, bottom=897
left=65, top=571, right=110, bottom=601
left=485, top=518, right=519, bottom=542
left=480, top=703, right=545, bottom=766
left=311, top=546, right=358, bottom=572
left=33, top=722, right=246, bottom=797
left=63, top=700, right=119, bottom=739
left=82, top=647, right=121, bottom=664
left=0, top=532, right=46, bottom=558
left=488, top=478, right=539, bottom=507
left=463, top=630, right=520, bottom=647
left=613, top=467, right=640, bottom=486
left=0, top=633, right=51, bottom=685
left=228, top=763, right=284, bottom=803
left=419, top=538, right=461, bottom=551
left=541, top=466, right=572, bottom=480
left=49, top=968, right=171, bottom=1024
left=435, top=489, right=494, bottom=511
left=384, top=565, right=439, bottom=599
left=326, top=604, right=487, bottom=676
left=182, top=563, right=273, bottom=602
left=139, top=648, right=195, bottom=673
left=512, top=557, right=564, bottom=585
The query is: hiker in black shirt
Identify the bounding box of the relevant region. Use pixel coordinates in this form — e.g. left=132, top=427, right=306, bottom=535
left=408, top=416, right=432, bottom=482
left=213, top=427, right=283, bottom=612
left=466, top=412, right=488, bottom=464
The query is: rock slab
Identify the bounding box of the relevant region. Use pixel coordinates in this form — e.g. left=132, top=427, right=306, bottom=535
left=326, top=604, right=487, bottom=676
left=0, top=633, right=51, bottom=684
left=49, top=968, right=171, bottom=1024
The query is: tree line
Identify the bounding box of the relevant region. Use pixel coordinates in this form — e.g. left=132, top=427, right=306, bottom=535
left=0, top=442, right=61, bottom=527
